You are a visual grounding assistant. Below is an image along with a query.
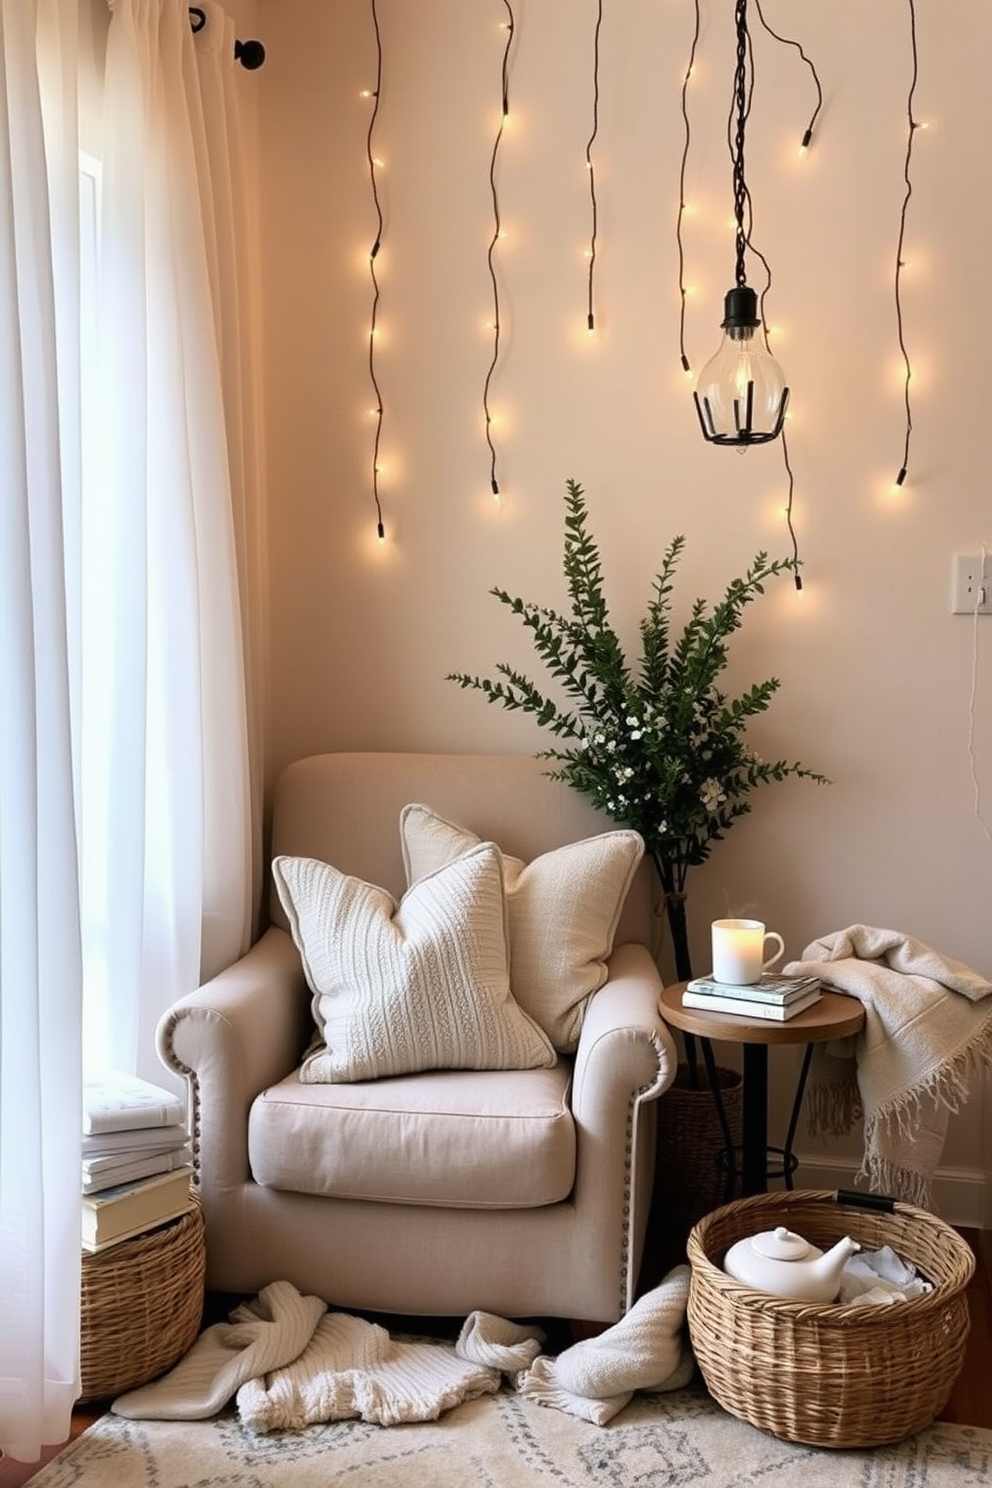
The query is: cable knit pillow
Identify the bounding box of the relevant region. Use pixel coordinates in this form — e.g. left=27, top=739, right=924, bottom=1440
left=272, top=843, right=556, bottom=1083
left=400, top=804, right=644, bottom=1053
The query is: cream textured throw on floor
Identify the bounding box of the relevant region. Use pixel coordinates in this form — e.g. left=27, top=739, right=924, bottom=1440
left=111, top=1273, right=693, bottom=1432
left=238, top=1314, right=501, bottom=1430
left=515, top=1266, right=694, bottom=1425
left=784, top=924, right=992, bottom=1207
left=112, top=1281, right=327, bottom=1421
left=113, top=1283, right=501, bottom=1430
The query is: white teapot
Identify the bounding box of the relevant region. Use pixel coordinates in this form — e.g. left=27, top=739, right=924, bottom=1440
left=723, top=1225, right=860, bottom=1302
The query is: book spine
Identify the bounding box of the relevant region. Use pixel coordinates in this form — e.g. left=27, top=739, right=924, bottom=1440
left=83, top=1098, right=184, bottom=1135
left=691, top=989, right=808, bottom=1007
left=81, top=1200, right=195, bottom=1253
left=681, top=991, right=819, bottom=1021
left=685, top=979, right=818, bottom=1005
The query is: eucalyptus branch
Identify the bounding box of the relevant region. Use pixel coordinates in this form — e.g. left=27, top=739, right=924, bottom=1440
left=448, top=480, right=828, bottom=888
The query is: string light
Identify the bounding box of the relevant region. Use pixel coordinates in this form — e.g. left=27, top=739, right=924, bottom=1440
left=753, top=0, right=823, bottom=151
left=676, top=0, right=701, bottom=375
left=750, top=1, right=823, bottom=589
left=365, top=0, right=385, bottom=541
left=483, top=2, right=516, bottom=500
left=738, top=221, right=804, bottom=590
left=584, top=0, right=603, bottom=333
left=893, top=0, right=920, bottom=488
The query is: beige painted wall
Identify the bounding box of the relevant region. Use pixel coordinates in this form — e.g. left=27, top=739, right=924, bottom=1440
left=253, top=0, right=991, bottom=1221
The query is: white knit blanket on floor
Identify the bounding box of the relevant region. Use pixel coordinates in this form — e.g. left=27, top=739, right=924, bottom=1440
left=784, top=924, right=992, bottom=1207
left=111, top=1269, right=693, bottom=1431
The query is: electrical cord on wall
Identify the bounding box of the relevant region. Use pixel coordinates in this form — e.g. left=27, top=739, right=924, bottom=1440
left=893, top=0, right=919, bottom=487
left=365, top=0, right=385, bottom=540
left=585, top=0, right=603, bottom=333
left=752, top=0, right=822, bottom=150
left=748, top=2, right=824, bottom=592
left=483, top=2, right=516, bottom=499
left=676, top=0, right=701, bottom=374
left=967, top=543, right=991, bottom=845
left=727, top=41, right=804, bottom=591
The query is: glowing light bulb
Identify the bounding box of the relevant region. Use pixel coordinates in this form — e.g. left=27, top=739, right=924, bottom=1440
left=693, top=288, right=789, bottom=446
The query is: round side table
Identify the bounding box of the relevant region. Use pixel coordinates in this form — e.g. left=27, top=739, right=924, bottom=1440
left=659, top=983, right=865, bottom=1197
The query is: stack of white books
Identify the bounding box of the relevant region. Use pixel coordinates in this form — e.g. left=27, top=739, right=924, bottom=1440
left=681, top=971, right=822, bottom=1022
left=82, top=1072, right=195, bottom=1251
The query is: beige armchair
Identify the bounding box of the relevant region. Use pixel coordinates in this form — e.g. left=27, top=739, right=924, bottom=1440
left=158, top=753, right=677, bottom=1324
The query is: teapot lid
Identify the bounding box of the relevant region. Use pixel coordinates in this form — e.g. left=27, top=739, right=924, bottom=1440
left=751, top=1226, right=814, bottom=1262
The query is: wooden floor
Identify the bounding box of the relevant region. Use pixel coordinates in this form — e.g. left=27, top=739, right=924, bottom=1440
left=3, top=1227, right=990, bottom=1485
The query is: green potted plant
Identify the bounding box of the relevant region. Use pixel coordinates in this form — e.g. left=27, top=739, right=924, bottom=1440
left=448, top=479, right=827, bottom=985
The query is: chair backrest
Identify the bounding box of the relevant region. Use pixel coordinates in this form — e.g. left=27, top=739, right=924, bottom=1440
left=268, top=751, right=655, bottom=948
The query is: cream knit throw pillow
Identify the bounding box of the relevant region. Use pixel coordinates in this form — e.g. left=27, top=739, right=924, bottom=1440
left=400, top=804, right=644, bottom=1051
left=273, top=843, right=556, bottom=1082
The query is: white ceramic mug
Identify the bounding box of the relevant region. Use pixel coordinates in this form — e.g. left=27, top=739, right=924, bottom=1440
left=711, top=918, right=785, bottom=985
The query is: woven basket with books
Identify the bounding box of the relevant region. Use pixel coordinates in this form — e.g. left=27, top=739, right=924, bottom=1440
left=79, top=1198, right=206, bottom=1402
left=687, top=1188, right=974, bottom=1448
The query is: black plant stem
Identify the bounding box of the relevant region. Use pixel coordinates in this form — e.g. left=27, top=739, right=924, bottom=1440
left=653, top=852, right=699, bottom=1086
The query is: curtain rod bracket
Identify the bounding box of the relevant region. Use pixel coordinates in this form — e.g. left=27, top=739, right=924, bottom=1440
left=188, top=8, right=266, bottom=69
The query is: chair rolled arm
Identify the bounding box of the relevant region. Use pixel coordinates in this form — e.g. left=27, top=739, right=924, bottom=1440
left=571, top=941, right=677, bottom=1121
left=156, top=926, right=310, bottom=1186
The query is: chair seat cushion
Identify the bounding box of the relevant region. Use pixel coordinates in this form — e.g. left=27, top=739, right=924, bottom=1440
left=248, top=1063, right=576, bottom=1209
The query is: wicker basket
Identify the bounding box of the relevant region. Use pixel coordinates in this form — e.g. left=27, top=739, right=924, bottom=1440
left=653, top=1061, right=742, bottom=1241
left=80, top=1200, right=206, bottom=1402
left=687, top=1188, right=975, bottom=1448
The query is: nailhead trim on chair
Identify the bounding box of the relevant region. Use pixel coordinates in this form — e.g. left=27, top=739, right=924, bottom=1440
left=160, top=1014, right=202, bottom=1189
left=618, top=1096, right=638, bottom=1315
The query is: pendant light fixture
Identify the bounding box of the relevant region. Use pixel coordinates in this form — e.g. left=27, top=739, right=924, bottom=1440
left=693, top=0, right=788, bottom=447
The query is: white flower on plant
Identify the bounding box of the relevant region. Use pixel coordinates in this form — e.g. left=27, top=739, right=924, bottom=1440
left=700, top=777, right=726, bottom=813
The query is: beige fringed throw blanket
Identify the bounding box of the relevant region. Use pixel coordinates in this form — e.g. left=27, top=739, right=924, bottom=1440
left=784, top=924, right=992, bottom=1209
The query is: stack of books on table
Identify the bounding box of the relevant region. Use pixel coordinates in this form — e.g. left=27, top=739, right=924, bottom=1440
left=82, top=1072, right=195, bottom=1252
left=681, top=972, right=822, bottom=1022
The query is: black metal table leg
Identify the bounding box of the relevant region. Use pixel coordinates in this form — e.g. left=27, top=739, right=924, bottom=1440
left=697, top=1036, right=739, bottom=1201
left=780, top=1043, right=815, bottom=1191
left=740, top=1043, right=770, bottom=1197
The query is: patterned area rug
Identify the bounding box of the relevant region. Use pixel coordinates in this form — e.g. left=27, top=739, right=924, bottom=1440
left=29, top=1384, right=992, bottom=1487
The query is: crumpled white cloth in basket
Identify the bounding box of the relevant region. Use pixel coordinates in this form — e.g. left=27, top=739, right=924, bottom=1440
left=838, top=1245, right=933, bottom=1306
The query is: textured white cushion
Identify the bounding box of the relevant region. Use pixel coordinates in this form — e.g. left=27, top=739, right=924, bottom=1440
left=272, top=844, right=556, bottom=1083
left=400, top=804, right=644, bottom=1053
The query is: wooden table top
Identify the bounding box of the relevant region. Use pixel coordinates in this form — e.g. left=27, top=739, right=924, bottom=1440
left=659, top=980, right=866, bottom=1047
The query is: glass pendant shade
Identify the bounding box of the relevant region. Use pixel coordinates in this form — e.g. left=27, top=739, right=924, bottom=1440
left=693, top=287, right=789, bottom=446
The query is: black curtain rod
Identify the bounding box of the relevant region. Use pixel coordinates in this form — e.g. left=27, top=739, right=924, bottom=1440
left=188, top=6, right=266, bottom=70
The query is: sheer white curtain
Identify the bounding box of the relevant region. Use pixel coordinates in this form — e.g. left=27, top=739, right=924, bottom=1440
left=85, top=0, right=254, bottom=1079
left=191, top=2, right=267, bottom=952
left=0, top=0, right=84, bottom=1463
left=1, top=0, right=259, bottom=1461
